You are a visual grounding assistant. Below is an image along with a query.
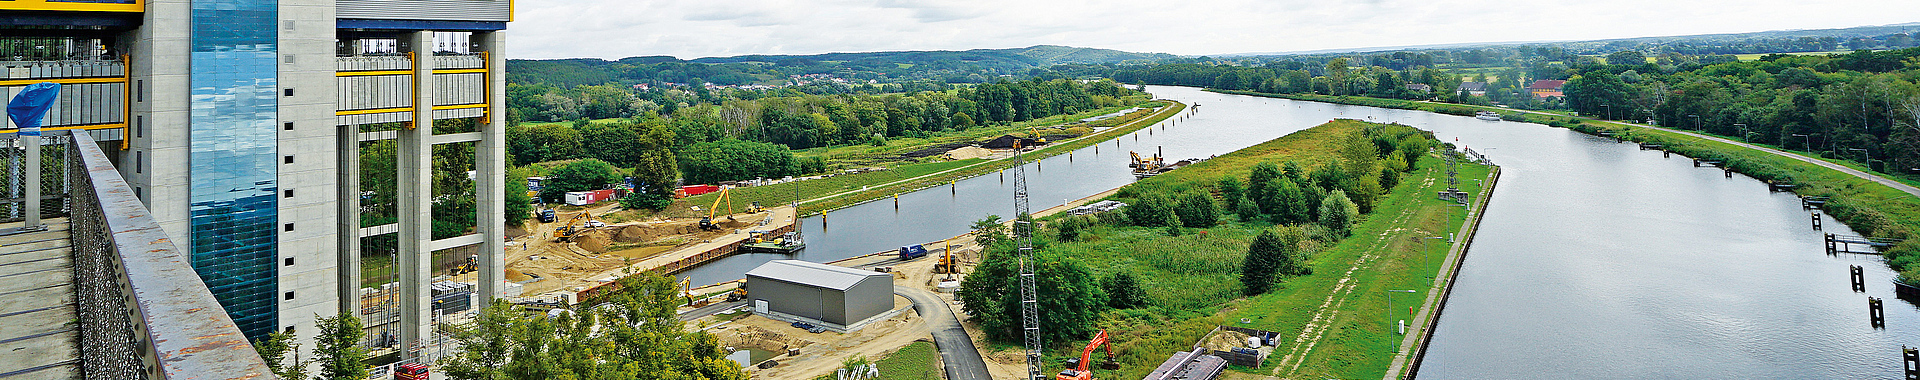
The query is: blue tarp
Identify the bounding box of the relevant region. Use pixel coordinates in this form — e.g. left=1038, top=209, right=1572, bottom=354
left=7, top=82, right=61, bottom=137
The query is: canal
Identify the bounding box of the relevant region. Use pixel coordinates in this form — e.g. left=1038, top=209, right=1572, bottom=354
left=677, top=86, right=1918, bottom=378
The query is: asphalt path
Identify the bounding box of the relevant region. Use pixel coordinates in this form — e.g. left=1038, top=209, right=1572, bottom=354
left=896, top=286, right=991, bottom=380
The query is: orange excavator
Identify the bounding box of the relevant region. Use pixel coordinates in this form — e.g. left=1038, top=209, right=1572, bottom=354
left=1056, top=330, right=1120, bottom=380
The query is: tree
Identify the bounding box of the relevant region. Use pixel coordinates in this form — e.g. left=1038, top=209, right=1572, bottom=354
left=315, top=313, right=370, bottom=380
left=539, top=159, right=623, bottom=203
left=1319, top=190, right=1358, bottom=238
left=959, top=248, right=1107, bottom=344
left=1175, top=191, right=1218, bottom=228
left=440, top=302, right=515, bottom=380
left=1606, top=50, right=1646, bottom=66
left=440, top=274, right=747, bottom=380
left=1247, top=162, right=1283, bottom=215
left=1126, top=193, right=1177, bottom=227
left=505, top=166, right=533, bottom=226
left=253, top=330, right=307, bottom=380
left=1240, top=230, right=1284, bottom=296
left=971, top=215, right=1008, bottom=247
left=1103, top=271, right=1150, bottom=309
left=677, top=139, right=797, bottom=185
left=628, top=122, right=680, bottom=195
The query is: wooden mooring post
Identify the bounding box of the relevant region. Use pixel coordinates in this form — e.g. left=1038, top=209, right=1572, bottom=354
left=1828, top=233, right=1839, bottom=255
left=1870, top=297, right=1887, bottom=329
left=1813, top=212, right=1823, bottom=230
left=1724, top=167, right=1734, bottom=178
left=1904, top=346, right=1919, bottom=380
left=1853, top=265, right=1867, bottom=292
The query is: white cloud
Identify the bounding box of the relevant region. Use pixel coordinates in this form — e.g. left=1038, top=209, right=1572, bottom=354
left=508, top=0, right=1920, bottom=60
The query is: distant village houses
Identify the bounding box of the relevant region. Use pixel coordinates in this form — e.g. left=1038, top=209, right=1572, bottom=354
left=1457, top=82, right=1487, bottom=97
left=1528, top=80, right=1566, bottom=98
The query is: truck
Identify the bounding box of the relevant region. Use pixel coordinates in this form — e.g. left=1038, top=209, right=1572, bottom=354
left=899, top=244, right=928, bottom=260
left=564, top=189, right=619, bottom=206
left=395, top=363, right=430, bottom=380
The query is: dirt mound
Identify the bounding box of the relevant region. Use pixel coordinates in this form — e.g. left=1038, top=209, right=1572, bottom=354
left=505, top=268, right=533, bottom=282
left=943, top=146, right=995, bottom=160
left=574, top=233, right=610, bottom=253
left=900, top=142, right=976, bottom=158
left=611, top=223, right=698, bottom=243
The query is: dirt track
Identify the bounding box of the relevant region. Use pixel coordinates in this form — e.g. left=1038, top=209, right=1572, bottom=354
left=506, top=203, right=780, bottom=297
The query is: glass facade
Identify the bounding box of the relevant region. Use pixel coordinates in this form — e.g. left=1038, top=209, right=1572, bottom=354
left=189, top=0, right=279, bottom=339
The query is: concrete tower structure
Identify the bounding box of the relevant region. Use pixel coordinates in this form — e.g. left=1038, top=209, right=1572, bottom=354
left=0, top=0, right=510, bottom=364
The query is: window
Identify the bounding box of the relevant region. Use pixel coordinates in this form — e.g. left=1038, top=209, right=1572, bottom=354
left=283, top=122, right=293, bottom=131
left=284, top=291, right=294, bottom=301
left=284, top=189, right=294, bottom=198
left=135, top=80, right=143, bottom=103
left=134, top=186, right=141, bottom=200
left=283, top=223, right=294, bottom=232
left=136, top=116, right=144, bottom=138
left=283, top=88, right=294, bottom=97
left=134, top=151, right=142, bottom=173
left=284, top=257, right=294, bottom=266
left=284, top=155, right=294, bottom=164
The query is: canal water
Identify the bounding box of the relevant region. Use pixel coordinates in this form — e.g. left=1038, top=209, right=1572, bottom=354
left=677, top=86, right=1920, bottom=378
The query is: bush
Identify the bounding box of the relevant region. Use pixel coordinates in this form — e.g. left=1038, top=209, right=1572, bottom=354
left=1174, top=192, right=1219, bottom=228
left=1318, top=190, right=1357, bottom=238
left=1103, top=271, right=1150, bottom=309
left=1126, top=193, right=1178, bottom=227
left=539, top=159, right=623, bottom=203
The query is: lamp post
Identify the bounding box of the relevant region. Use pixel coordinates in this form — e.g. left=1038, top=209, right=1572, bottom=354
left=1420, top=236, right=1446, bottom=279
left=1601, top=104, right=1612, bottom=120
left=1387, top=289, right=1418, bottom=350
left=1791, top=133, right=1817, bottom=152
left=1687, top=114, right=1700, bottom=131
left=1733, top=123, right=1748, bottom=142
left=1849, top=148, right=1872, bottom=172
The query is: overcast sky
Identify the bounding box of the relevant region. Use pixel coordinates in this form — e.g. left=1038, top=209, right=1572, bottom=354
left=511, top=0, right=1920, bottom=60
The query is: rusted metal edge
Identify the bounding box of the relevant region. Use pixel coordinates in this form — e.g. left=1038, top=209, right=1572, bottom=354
left=68, top=133, right=275, bottom=380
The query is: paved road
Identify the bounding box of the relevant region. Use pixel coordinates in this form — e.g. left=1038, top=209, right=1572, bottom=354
left=895, top=286, right=990, bottom=380
left=678, top=300, right=746, bottom=322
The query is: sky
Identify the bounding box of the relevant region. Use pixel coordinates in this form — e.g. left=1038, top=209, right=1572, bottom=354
left=511, top=0, right=1920, bottom=60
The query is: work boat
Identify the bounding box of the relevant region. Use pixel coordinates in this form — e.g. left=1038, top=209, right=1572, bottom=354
left=1475, top=111, right=1502, bottom=121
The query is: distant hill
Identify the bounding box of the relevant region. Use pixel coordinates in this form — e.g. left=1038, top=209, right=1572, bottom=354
left=1216, top=22, right=1920, bottom=57
left=508, top=45, right=1178, bottom=88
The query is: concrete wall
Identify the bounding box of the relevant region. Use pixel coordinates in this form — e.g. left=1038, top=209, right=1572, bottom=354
left=126, top=0, right=192, bottom=252
left=277, top=0, right=340, bottom=361
left=335, top=0, right=511, bottom=22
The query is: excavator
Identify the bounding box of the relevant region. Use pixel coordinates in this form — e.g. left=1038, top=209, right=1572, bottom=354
left=1029, top=126, right=1050, bottom=144
left=553, top=211, right=603, bottom=242
left=1056, top=329, right=1120, bottom=380
left=699, top=187, right=765, bottom=231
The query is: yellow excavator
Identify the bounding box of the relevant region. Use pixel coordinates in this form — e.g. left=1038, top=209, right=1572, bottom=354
left=699, top=187, right=764, bottom=231
left=451, top=255, right=477, bottom=275
left=1029, top=126, right=1050, bottom=144
left=554, top=211, right=603, bottom=242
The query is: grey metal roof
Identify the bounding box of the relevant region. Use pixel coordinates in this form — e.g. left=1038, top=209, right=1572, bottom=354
left=745, top=260, right=888, bottom=291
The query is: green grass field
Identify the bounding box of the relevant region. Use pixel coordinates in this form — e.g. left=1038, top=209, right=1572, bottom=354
left=1023, top=120, right=1491, bottom=379
left=875, top=341, right=940, bottom=380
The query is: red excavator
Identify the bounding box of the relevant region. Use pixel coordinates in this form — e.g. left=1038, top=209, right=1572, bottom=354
left=1056, top=329, right=1121, bottom=380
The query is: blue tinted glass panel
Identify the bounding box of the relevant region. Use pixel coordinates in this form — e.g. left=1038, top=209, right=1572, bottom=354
left=189, top=0, right=278, bottom=340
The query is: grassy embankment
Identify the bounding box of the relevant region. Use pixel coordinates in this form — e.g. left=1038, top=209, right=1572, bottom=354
left=807, top=341, right=940, bottom=380
left=604, top=101, right=1186, bottom=221
left=1016, top=120, right=1490, bottom=379
left=1223, top=89, right=1920, bottom=280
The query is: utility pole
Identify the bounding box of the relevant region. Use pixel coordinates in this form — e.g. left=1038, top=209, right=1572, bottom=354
left=1011, top=139, right=1043, bottom=380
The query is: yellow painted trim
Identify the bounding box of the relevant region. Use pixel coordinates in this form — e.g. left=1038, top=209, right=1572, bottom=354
left=336, top=70, right=412, bottom=77
left=432, top=103, right=487, bottom=111
left=336, top=107, right=412, bottom=116
left=431, top=68, right=487, bottom=75
left=409, top=51, right=420, bottom=130
left=0, top=123, right=128, bottom=134
left=0, top=77, right=126, bottom=87
left=0, top=0, right=142, bottom=13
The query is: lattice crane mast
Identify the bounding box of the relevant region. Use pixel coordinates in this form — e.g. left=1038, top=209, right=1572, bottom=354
left=1012, top=139, right=1044, bottom=380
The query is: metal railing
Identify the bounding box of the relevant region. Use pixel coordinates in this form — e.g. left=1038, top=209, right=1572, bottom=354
left=63, top=132, right=276, bottom=379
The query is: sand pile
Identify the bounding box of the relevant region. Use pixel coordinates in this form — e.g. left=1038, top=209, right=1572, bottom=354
left=1202, top=329, right=1256, bottom=351
left=944, top=146, right=995, bottom=160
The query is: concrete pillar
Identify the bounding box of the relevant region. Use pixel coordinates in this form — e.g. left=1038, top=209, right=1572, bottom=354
left=473, top=31, right=507, bottom=306
left=396, top=30, right=434, bottom=362
left=336, top=124, right=360, bottom=317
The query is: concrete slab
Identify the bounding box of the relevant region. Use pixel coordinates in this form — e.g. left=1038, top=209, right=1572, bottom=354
left=0, top=247, right=65, bottom=267
left=0, top=284, right=70, bottom=317
left=0, top=217, right=74, bottom=379
left=0, top=329, right=76, bottom=379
